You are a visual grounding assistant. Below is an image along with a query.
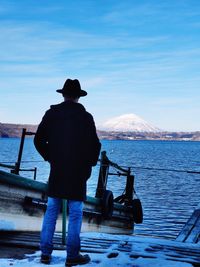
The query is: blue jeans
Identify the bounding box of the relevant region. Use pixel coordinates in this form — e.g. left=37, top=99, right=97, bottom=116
left=40, top=197, right=83, bottom=259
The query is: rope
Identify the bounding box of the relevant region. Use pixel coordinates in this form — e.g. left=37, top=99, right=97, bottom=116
left=100, top=162, right=200, bottom=174
left=0, top=160, right=44, bottom=164
left=129, top=166, right=200, bottom=174
left=21, top=160, right=44, bottom=163
left=0, top=163, right=15, bottom=169
left=1, top=160, right=199, bottom=174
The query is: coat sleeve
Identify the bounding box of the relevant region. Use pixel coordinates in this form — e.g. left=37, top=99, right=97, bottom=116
left=34, top=111, right=50, bottom=161
left=86, top=114, right=101, bottom=166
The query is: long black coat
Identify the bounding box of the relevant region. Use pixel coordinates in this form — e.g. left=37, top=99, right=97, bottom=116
left=34, top=101, right=101, bottom=201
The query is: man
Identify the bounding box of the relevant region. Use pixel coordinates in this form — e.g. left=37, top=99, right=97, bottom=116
left=34, top=79, right=101, bottom=266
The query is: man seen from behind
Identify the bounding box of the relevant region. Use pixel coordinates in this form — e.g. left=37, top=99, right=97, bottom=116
left=34, top=78, right=101, bottom=266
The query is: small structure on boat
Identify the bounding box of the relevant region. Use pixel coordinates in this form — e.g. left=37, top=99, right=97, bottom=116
left=0, top=128, right=143, bottom=235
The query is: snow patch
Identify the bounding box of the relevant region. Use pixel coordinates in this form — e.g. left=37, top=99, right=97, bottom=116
left=99, top=114, right=161, bottom=132
left=0, top=232, right=196, bottom=267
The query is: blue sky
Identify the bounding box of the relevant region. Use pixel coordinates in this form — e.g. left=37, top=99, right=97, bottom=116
left=0, top=0, right=200, bottom=131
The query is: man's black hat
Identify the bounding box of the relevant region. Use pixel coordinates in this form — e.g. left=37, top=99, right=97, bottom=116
left=56, top=79, right=87, bottom=97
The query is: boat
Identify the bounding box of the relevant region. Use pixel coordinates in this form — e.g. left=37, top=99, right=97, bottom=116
left=0, top=128, right=143, bottom=235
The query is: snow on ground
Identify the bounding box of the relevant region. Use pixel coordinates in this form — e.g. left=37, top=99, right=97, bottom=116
left=0, top=251, right=192, bottom=267
left=0, top=232, right=195, bottom=267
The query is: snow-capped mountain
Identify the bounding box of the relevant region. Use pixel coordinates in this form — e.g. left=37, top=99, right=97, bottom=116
left=99, top=114, right=161, bottom=132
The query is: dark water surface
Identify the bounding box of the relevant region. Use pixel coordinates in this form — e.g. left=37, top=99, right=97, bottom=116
left=0, top=138, right=200, bottom=239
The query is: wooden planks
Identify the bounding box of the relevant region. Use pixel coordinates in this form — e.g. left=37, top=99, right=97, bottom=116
left=0, top=231, right=115, bottom=253
left=0, top=231, right=200, bottom=265
left=176, top=208, right=200, bottom=243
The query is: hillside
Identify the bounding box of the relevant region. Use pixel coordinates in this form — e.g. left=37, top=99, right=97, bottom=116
left=0, top=123, right=37, bottom=138
left=97, top=130, right=200, bottom=141
left=0, top=122, right=200, bottom=141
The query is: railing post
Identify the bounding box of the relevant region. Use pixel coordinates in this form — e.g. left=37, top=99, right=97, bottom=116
left=125, top=168, right=134, bottom=205
left=11, top=128, right=26, bottom=175
left=95, top=151, right=109, bottom=198
left=62, top=200, right=67, bottom=245
left=33, top=167, right=37, bottom=180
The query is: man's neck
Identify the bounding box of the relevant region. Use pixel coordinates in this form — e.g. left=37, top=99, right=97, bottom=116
left=64, top=96, right=79, bottom=103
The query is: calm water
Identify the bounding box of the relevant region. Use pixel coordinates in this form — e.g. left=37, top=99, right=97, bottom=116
left=0, top=138, right=200, bottom=239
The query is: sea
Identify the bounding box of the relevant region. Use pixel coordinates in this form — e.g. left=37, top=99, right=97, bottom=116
left=0, top=138, right=200, bottom=240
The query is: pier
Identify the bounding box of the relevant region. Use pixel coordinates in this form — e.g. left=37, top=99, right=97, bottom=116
left=0, top=205, right=200, bottom=266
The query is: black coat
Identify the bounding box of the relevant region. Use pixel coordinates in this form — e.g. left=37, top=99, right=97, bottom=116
left=34, top=101, right=101, bottom=201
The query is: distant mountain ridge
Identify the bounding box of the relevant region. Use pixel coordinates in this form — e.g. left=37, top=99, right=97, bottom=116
left=97, top=130, right=200, bottom=141
left=0, top=122, right=37, bottom=138
left=99, top=113, right=161, bottom=132
left=0, top=121, right=200, bottom=141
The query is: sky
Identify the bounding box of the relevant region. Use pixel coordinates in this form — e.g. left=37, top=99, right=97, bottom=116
left=0, top=0, right=200, bottom=132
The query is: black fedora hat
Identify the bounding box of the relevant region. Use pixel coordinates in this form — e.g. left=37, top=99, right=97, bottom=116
left=56, top=79, right=87, bottom=97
